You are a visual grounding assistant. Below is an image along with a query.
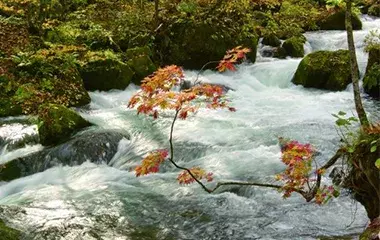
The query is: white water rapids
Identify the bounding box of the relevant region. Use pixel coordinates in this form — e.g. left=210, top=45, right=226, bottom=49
left=0, top=16, right=379, bottom=240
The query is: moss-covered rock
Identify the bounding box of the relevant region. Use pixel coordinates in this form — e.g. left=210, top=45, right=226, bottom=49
left=368, top=4, right=380, bottom=17
left=282, top=36, right=305, bottom=58
left=292, top=50, right=352, bottom=91
left=363, top=48, right=380, bottom=99
left=0, top=219, right=20, bottom=240
left=262, top=34, right=281, bottom=47
left=320, top=10, right=362, bottom=30
left=0, top=98, right=22, bottom=117
left=38, top=104, right=91, bottom=146
left=126, top=46, right=156, bottom=85
left=273, top=46, right=287, bottom=59
left=79, top=50, right=134, bottom=91
left=363, top=63, right=380, bottom=99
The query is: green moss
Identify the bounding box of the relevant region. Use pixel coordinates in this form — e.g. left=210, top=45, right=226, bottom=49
left=127, top=55, right=156, bottom=85
left=262, top=33, right=281, bottom=47
left=0, top=97, right=22, bottom=117
left=126, top=46, right=152, bottom=59
left=368, top=4, right=380, bottom=17
left=79, top=50, right=134, bottom=91
left=38, top=104, right=91, bottom=146
left=363, top=63, right=380, bottom=99
left=343, top=133, right=380, bottom=221
left=360, top=224, right=380, bottom=240
left=292, top=50, right=352, bottom=91
left=282, top=36, right=305, bottom=58
left=273, top=46, right=287, bottom=59
left=0, top=219, right=20, bottom=240
left=320, top=10, right=362, bottom=30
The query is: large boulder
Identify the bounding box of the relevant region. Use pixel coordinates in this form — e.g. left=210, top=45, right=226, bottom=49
left=79, top=51, right=134, bottom=91
left=126, top=46, right=157, bottom=85
left=37, top=104, right=91, bottom=146
left=0, top=130, right=129, bottom=181
left=368, top=4, right=380, bottom=17
left=320, top=10, right=362, bottom=30
left=157, top=20, right=258, bottom=69
left=262, top=34, right=281, bottom=47
left=363, top=48, right=380, bottom=99
left=1, top=47, right=91, bottom=116
left=282, top=36, right=305, bottom=58
left=292, top=50, right=352, bottom=91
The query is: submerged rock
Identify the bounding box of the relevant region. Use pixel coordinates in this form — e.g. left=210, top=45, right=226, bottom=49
left=38, top=104, right=91, bottom=146
left=292, top=50, right=352, bottom=91
left=0, top=130, right=129, bottom=181
left=320, top=10, right=362, bottom=30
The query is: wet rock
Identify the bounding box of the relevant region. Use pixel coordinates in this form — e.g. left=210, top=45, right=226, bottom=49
left=292, top=50, right=352, bottom=91
left=38, top=104, right=91, bottom=146
left=282, top=36, right=305, bottom=58
left=320, top=10, right=362, bottom=30
left=0, top=130, right=129, bottom=181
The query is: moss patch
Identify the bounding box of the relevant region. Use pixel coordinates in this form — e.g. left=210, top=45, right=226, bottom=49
left=320, top=10, right=362, bottom=30
left=38, top=104, right=91, bottom=146
left=282, top=36, right=305, bottom=58
left=292, top=50, right=352, bottom=91
left=0, top=219, right=20, bottom=240
left=79, top=50, right=134, bottom=91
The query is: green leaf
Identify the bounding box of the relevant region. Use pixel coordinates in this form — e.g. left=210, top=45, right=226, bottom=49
left=370, top=145, right=377, bottom=153
left=348, top=117, right=358, bottom=122
left=338, top=111, right=346, bottom=116
left=335, top=118, right=349, bottom=126
left=348, top=147, right=355, bottom=153
left=376, top=158, right=380, bottom=170
left=331, top=113, right=339, bottom=118
left=370, top=140, right=377, bottom=145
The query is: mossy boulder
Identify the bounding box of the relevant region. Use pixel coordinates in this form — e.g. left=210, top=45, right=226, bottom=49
left=126, top=46, right=156, bottom=85
left=282, top=36, right=305, bottom=58
left=38, top=104, right=91, bottom=146
left=273, top=46, right=287, bottom=59
left=363, top=63, right=380, bottom=99
left=0, top=98, right=22, bottom=117
left=79, top=51, right=134, bottom=91
left=363, top=48, right=380, bottom=98
left=158, top=21, right=258, bottom=69
left=0, top=219, right=20, bottom=240
left=368, top=4, right=380, bottom=17
left=320, top=10, right=362, bottom=30
left=292, top=50, right=352, bottom=91
left=262, top=34, right=281, bottom=47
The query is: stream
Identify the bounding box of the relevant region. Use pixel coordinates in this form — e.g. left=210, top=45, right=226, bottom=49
left=0, top=15, right=379, bottom=240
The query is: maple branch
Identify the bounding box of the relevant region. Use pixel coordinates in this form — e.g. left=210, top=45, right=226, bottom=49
left=209, top=181, right=283, bottom=193
left=303, top=148, right=345, bottom=201
left=194, top=61, right=220, bottom=85
left=168, top=109, right=213, bottom=193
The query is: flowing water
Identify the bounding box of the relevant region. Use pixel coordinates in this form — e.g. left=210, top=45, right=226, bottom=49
left=0, top=16, right=380, bottom=240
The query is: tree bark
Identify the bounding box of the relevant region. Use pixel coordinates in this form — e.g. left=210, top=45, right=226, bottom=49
left=345, top=0, right=369, bottom=127
left=154, top=0, right=159, bottom=27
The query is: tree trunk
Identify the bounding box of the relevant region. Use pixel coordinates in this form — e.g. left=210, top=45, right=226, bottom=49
left=345, top=0, right=369, bottom=127
left=154, top=0, right=159, bottom=27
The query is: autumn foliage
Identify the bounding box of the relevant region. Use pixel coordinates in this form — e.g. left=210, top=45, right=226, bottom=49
left=129, top=46, right=339, bottom=205
left=129, top=46, right=249, bottom=183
